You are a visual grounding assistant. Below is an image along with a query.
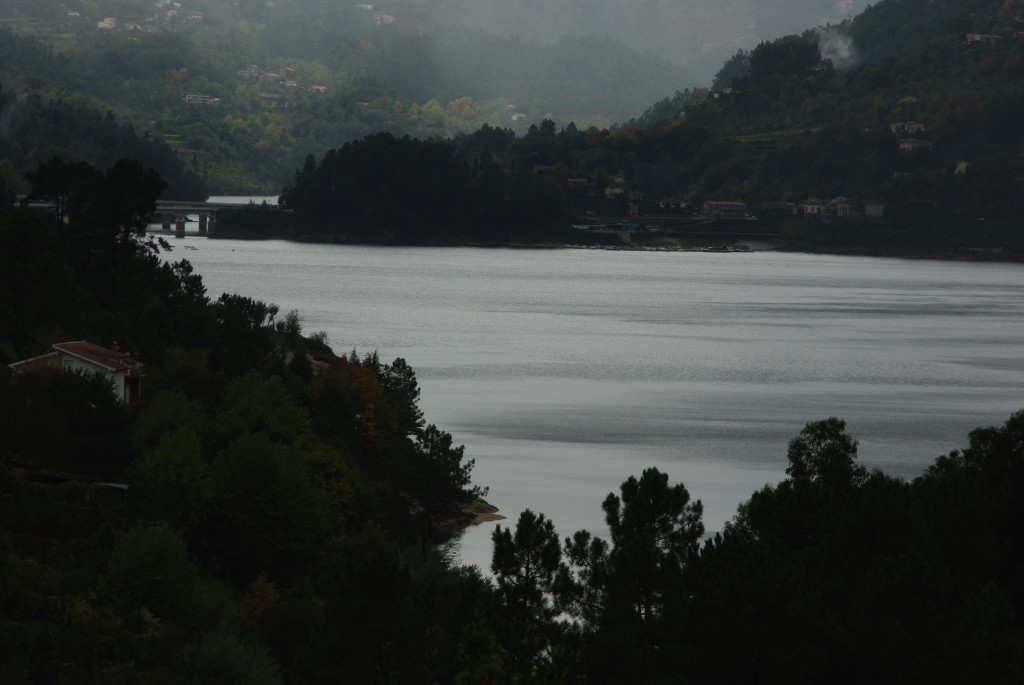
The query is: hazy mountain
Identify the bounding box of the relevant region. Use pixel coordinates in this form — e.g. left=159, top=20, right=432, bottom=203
left=5, top=0, right=1011, bottom=195
left=430, top=0, right=871, bottom=80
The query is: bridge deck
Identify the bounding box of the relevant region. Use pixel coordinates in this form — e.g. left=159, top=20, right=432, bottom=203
left=155, top=200, right=278, bottom=212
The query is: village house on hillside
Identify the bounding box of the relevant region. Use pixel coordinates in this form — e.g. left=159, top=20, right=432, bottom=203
left=899, top=137, right=933, bottom=153
left=702, top=200, right=748, bottom=217
left=889, top=121, right=927, bottom=136
left=185, top=94, right=220, bottom=105
left=796, top=196, right=885, bottom=218
left=8, top=341, right=144, bottom=405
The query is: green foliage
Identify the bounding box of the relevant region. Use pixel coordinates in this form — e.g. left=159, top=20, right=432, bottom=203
left=27, top=155, right=169, bottom=259
left=848, top=0, right=999, bottom=62
left=416, top=424, right=480, bottom=502
left=211, top=295, right=277, bottom=373
left=0, top=86, right=206, bottom=198
left=622, top=0, right=1024, bottom=227
left=282, top=133, right=475, bottom=241
left=26, top=157, right=101, bottom=229
left=210, top=370, right=310, bottom=449
left=185, top=630, right=283, bottom=685
left=102, top=524, right=201, bottom=620
left=785, top=416, right=868, bottom=491
left=684, top=409, right=1024, bottom=684
left=749, top=35, right=826, bottom=80
left=305, top=527, right=414, bottom=681
left=126, top=426, right=210, bottom=531
left=557, top=468, right=703, bottom=683
left=491, top=509, right=561, bottom=621
left=712, top=51, right=752, bottom=91
left=407, top=424, right=484, bottom=553
left=90, top=158, right=168, bottom=248
left=202, top=434, right=330, bottom=584
left=132, top=387, right=201, bottom=451
left=376, top=357, right=425, bottom=438
left=0, top=368, right=133, bottom=478
left=0, top=213, right=86, bottom=353
left=0, top=186, right=508, bottom=682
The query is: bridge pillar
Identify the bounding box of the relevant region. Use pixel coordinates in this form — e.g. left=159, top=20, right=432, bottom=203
left=207, top=214, right=216, bottom=235
left=175, top=218, right=186, bottom=237
left=162, top=218, right=171, bottom=232
left=198, top=213, right=208, bottom=233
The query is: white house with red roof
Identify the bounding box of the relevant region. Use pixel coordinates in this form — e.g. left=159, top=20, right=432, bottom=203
left=8, top=341, right=144, bottom=405
left=53, top=341, right=144, bottom=404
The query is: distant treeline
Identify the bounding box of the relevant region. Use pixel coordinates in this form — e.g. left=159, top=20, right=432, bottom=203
left=0, top=83, right=206, bottom=200
left=278, top=130, right=572, bottom=243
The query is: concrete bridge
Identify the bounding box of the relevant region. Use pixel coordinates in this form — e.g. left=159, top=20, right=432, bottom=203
left=152, top=199, right=277, bottom=236
left=155, top=199, right=274, bottom=213
left=17, top=196, right=276, bottom=237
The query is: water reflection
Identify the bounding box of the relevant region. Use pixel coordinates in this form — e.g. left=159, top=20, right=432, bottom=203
left=179, top=242, right=1024, bottom=572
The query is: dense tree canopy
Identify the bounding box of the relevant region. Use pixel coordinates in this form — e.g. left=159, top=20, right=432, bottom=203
left=278, top=131, right=572, bottom=243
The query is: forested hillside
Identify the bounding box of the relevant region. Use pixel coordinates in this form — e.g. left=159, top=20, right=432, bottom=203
left=0, top=160, right=496, bottom=682
left=0, top=0, right=694, bottom=193
left=2, top=0, right=1021, bottom=233
left=633, top=0, right=1024, bottom=224
left=0, top=81, right=207, bottom=200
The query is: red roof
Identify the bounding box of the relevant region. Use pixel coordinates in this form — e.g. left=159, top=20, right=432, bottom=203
left=52, top=341, right=142, bottom=375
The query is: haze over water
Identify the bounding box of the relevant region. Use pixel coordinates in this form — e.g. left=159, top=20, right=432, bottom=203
left=178, top=239, right=1024, bottom=571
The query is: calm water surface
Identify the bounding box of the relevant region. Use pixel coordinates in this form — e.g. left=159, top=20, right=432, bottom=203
left=173, top=238, right=1024, bottom=571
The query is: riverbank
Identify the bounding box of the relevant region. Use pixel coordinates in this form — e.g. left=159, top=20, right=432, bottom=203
left=204, top=231, right=1024, bottom=262
left=207, top=206, right=1024, bottom=262
left=460, top=498, right=505, bottom=527
left=772, top=216, right=1024, bottom=262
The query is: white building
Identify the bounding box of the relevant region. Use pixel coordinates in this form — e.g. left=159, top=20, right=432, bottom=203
left=8, top=341, right=144, bottom=405
left=53, top=341, right=144, bottom=404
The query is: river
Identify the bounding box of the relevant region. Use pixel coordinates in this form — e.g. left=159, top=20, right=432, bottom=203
left=171, top=237, right=1024, bottom=572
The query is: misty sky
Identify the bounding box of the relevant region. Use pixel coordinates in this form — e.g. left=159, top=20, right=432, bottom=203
left=434, top=0, right=871, bottom=80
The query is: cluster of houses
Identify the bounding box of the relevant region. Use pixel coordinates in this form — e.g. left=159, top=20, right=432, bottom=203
left=622, top=194, right=885, bottom=220
left=888, top=119, right=935, bottom=153
left=236, top=65, right=329, bottom=93
left=153, top=0, right=204, bottom=23
left=92, top=1, right=204, bottom=30
left=186, top=63, right=330, bottom=105
left=95, top=16, right=159, bottom=32
left=532, top=165, right=888, bottom=221
left=184, top=94, right=220, bottom=106
left=964, top=31, right=1024, bottom=46
left=704, top=198, right=885, bottom=219
left=354, top=4, right=398, bottom=25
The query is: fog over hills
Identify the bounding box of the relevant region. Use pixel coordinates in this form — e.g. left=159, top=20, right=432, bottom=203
left=221, top=0, right=870, bottom=85
left=0, top=0, right=893, bottom=192
left=429, top=0, right=870, bottom=80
